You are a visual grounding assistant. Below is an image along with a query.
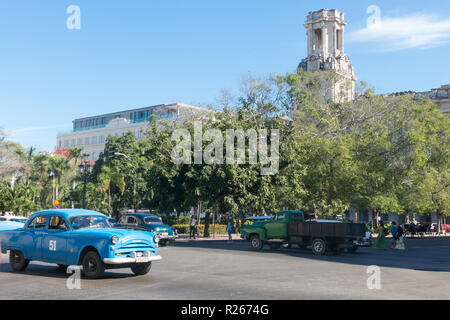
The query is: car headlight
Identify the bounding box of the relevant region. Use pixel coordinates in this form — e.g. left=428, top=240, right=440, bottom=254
left=111, top=235, right=119, bottom=244
left=153, top=234, right=160, bottom=244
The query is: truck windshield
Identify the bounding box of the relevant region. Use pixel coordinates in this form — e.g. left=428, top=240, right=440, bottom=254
left=70, top=216, right=112, bottom=230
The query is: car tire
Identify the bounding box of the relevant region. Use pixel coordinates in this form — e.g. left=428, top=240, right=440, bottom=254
left=311, top=238, right=327, bottom=256
left=9, top=250, right=30, bottom=272
left=250, top=235, right=263, bottom=251
left=82, top=251, right=105, bottom=279
left=131, top=262, right=152, bottom=276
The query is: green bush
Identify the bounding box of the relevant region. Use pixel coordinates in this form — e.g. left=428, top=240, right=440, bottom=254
left=172, top=224, right=228, bottom=235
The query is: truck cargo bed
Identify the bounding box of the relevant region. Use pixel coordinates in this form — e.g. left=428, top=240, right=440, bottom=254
left=288, top=221, right=366, bottom=238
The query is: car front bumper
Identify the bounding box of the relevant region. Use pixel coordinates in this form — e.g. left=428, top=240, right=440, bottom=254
left=158, top=234, right=178, bottom=240
left=354, top=239, right=372, bottom=247
left=103, top=255, right=162, bottom=265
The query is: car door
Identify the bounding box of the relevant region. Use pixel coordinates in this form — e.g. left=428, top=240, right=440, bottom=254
left=25, top=215, right=48, bottom=259
left=265, top=214, right=288, bottom=238
left=41, top=215, right=69, bottom=264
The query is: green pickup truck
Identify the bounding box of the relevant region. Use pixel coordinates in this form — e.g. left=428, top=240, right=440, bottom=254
left=240, top=210, right=371, bottom=255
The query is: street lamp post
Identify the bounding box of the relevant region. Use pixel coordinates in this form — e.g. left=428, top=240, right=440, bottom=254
left=113, top=152, right=137, bottom=212
left=79, top=153, right=91, bottom=209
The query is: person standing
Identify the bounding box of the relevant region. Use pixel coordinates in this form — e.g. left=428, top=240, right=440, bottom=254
left=376, top=220, right=387, bottom=250
left=190, top=215, right=197, bottom=240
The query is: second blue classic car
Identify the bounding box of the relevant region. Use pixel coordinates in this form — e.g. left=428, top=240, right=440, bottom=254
left=116, top=213, right=178, bottom=246
left=0, top=209, right=162, bottom=279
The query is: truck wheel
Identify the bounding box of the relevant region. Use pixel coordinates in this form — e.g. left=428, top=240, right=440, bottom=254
left=311, top=238, right=327, bottom=256
left=82, top=251, right=105, bottom=279
left=9, top=250, right=30, bottom=272
left=269, top=243, right=281, bottom=250
left=250, top=235, right=263, bottom=251
left=131, top=262, right=152, bottom=276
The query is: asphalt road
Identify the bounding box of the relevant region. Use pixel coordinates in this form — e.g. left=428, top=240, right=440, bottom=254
left=1, top=236, right=450, bottom=299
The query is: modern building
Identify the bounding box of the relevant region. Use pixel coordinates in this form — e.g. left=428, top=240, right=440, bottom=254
left=298, top=8, right=356, bottom=102
left=56, top=103, right=209, bottom=161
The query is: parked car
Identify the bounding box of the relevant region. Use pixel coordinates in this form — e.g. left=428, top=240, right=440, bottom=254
left=0, top=216, right=27, bottom=223
left=0, top=209, right=162, bottom=278
left=115, top=213, right=178, bottom=246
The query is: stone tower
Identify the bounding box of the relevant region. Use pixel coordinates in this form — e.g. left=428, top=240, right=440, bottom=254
left=298, top=9, right=356, bottom=102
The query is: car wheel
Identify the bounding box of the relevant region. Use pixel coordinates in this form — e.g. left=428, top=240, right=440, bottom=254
left=9, top=250, right=30, bottom=272
left=282, top=243, right=292, bottom=249
left=250, top=235, right=263, bottom=251
left=82, top=251, right=105, bottom=279
left=131, top=262, right=152, bottom=276
left=311, top=238, right=327, bottom=256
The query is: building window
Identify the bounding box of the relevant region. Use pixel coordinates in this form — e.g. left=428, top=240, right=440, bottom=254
left=71, top=139, right=75, bottom=147
left=314, top=29, right=323, bottom=50
left=77, top=138, right=83, bottom=146
left=84, top=137, right=89, bottom=145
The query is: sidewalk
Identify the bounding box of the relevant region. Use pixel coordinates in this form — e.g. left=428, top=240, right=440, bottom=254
left=175, top=234, right=242, bottom=242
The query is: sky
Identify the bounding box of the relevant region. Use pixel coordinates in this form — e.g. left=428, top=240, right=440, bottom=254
left=0, top=0, right=449, bottom=152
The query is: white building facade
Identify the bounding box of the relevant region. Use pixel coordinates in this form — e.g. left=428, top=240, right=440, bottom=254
left=57, top=103, right=208, bottom=161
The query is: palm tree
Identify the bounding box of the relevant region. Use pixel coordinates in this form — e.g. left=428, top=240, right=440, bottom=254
left=48, top=155, right=70, bottom=201
left=98, top=165, right=125, bottom=216
left=67, top=147, right=83, bottom=208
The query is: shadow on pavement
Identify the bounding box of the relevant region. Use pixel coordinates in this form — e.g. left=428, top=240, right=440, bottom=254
left=0, top=256, right=135, bottom=280
left=171, top=237, right=450, bottom=272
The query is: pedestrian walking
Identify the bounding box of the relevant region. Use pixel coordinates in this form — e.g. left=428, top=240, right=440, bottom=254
left=227, top=219, right=233, bottom=241
left=235, top=219, right=240, bottom=236
left=376, top=220, right=387, bottom=250
left=390, top=221, right=398, bottom=249
left=395, top=224, right=406, bottom=250
left=190, top=215, right=197, bottom=239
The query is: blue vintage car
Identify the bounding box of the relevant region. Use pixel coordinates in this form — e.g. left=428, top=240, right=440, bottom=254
left=0, top=209, right=162, bottom=279
left=116, top=213, right=178, bottom=246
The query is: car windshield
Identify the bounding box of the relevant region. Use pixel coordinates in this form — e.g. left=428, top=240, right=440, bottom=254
left=144, top=217, right=162, bottom=224
left=69, top=215, right=112, bottom=230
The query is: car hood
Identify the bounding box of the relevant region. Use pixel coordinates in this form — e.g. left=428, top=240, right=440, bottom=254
left=72, top=227, right=154, bottom=242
